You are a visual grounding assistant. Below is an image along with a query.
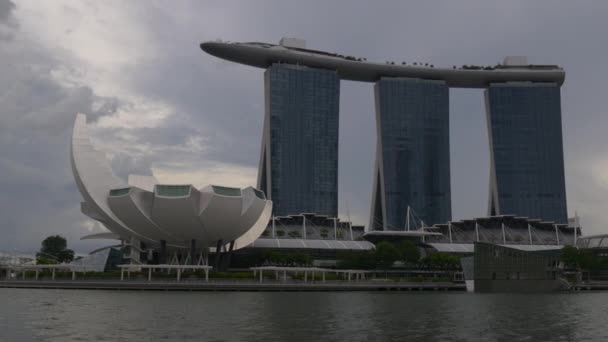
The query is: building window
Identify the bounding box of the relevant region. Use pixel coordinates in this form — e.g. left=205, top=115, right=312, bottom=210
left=109, top=188, right=130, bottom=197
left=212, top=186, right=242, bottom=197
left=156, top=185, right=191, bottom=197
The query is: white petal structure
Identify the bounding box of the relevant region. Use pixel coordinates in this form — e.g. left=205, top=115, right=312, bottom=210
left=71, top=114, right=149, bottom=243
left=71, top=113, right=272, bottom=251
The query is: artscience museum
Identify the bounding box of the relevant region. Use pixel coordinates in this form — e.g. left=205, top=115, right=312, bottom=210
left=71, top=113, right=273, bottom=268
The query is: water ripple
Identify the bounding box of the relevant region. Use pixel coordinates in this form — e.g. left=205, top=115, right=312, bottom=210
left=1, top=289, right=607, bottom=341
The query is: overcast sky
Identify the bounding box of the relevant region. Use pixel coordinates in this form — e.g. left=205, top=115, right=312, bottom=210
left=1, top=0, right=607, bottom=253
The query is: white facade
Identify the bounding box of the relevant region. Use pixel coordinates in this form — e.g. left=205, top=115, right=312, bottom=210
left=71, top=113, right=272, bottom=252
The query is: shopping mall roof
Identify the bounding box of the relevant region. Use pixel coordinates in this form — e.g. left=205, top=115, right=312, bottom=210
left=247, top=238, right=374, bottom=250
left=426, top=243, right=564, bottom=253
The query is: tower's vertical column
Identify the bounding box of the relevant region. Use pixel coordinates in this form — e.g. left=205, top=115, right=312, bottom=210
left=370, top=77, right=451, bottom=230
left=258, top=63, right=340, bottom=217
left=485, top=82, right=567, bottom=223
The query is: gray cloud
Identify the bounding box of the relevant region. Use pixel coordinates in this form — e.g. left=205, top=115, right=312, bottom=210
left=0, top=4, right=125, bottom=252
left=0, top=0, right=15, bottom=22
left=1, top=1, right=608, bottom=253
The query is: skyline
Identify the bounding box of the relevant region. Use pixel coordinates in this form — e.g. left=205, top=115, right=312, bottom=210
left=1, top=0, right=608, bottom=252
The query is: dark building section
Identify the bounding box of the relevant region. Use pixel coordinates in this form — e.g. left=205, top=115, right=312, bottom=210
left=474, top=242, right=565, bottom=292
left=370, top=78, right=451, bottom=231
left=424, top=215, right=580, bottom=246
left=229, top=239, right=373, bottom=268
left=260, top=214, right=364, bottom=241
left=486, top=83, right=567, bottom=223
left=258, top=63, right=340, bottom=217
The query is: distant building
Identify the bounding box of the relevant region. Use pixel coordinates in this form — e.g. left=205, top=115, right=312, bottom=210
left=370, top=77, right=451, bottom=230
left=363, top=214, right=581, bottom=254
left=258, top=63, right=340, bottom=217
left=423, top=215, right=580, bottom=253
left=201, top=39, right=569, bottom=230
left=473, top=242, right=565, bottom=292
left=486, top=82, right=568, bottom=223
left=261, top=214, right=364, bottom=241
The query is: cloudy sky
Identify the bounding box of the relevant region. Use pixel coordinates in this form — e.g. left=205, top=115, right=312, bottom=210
left=1, top=0, right=607, bottom=253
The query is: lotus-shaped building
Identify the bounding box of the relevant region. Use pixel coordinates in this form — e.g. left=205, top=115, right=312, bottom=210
left=71, top=113, right=272, bottom=265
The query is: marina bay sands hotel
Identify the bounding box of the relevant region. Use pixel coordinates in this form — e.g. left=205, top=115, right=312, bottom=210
left=200, top=38, right=568, bottom=231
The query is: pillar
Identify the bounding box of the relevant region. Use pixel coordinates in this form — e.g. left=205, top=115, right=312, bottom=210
left=222, top=240, right=236, bottom=270
left=448, top=222, right=453, bottom=243
left=190, top=239, right=197, bottom=265
left=159, top=240, right=167, bottom=264
left=214, top=239, right=223, bottom=270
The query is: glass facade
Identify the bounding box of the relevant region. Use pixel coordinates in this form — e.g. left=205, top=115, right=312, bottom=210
left=371, top=78, right=451, bottom=230
left=109, top=188, right=130, bottom=197
left=212, top=186, right=241, bottom=197
left=259, top=63, right=340, bottom=217
left=486, top=82, right=567, bottom=223
left=155, top=185, right=191, bottom=197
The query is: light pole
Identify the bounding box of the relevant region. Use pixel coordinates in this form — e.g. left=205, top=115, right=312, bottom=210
left=293, top=214, right=307, bottom=239
left=331, top=217, right=338, bottom=240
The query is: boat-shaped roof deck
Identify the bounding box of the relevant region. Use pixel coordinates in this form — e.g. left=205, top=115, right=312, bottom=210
left=200, top=41, right=564, bottom=88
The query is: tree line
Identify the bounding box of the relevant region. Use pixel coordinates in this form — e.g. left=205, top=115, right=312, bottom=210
left=337, top=241, right=461, bottom=270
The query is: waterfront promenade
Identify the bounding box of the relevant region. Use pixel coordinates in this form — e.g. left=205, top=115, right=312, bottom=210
left=0, top=279, right=465, bottom=292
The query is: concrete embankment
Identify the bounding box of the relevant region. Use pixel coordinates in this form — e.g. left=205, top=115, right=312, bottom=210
left=571, top=283, right=608, bottom=291
left=0, top=280, right=465, bottom=292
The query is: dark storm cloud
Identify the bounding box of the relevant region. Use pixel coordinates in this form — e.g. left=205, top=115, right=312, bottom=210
left=1, top=1, right=608, bottom=253
left=0, top=2, right=127, bottom=252
left=0, top=0, right=15, bottom=22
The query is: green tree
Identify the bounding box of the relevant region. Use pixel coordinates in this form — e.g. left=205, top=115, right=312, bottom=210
left=398, top=240, right=420, bottom=265
left=35, top=255, right=58, bottom=265
left=288, top=230, right=301, bottom=238
left=374, top=241, right=400, bottom=269
left=422, top=253, right=461, bottom=270
left=275, top=230, right=285, bottom=237
left=263, top=251, right=286, bottom=265
left=37, top=235, right=74, bottom=263
left=336, top=251, right=376, bottom=270
left=561, top=245, right=580, bottom=269
left=291, top=253, right=312, bottom=266
left=320, top=228, right=329, bottom=239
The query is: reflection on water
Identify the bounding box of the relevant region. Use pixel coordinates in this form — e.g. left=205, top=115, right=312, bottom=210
left=1, top=289, right=607, bottom=341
